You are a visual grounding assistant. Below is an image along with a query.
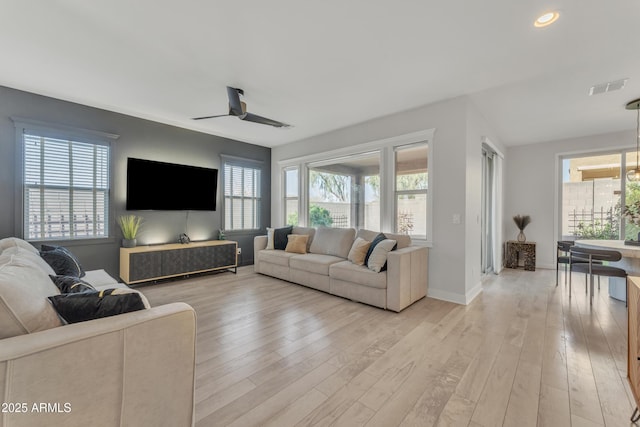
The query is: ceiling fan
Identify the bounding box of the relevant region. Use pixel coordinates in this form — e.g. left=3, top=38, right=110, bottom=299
left=192, top=86, right=290, bottom=128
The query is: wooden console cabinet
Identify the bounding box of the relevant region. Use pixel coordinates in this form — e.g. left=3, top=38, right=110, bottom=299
left=120, top=240, right=237, bottom=284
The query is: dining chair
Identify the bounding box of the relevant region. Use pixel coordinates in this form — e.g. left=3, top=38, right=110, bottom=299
left=557, top=240, right=598, bottom=287
left=569, top=246, right=626, bottom=305
left=556, top=241, right=576, bottom=285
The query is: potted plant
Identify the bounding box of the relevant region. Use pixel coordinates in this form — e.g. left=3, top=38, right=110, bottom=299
left=513, top=214, right=531, bottom=242
left=117, top=215, right=142, bottom=248
left=624, top=201, right=640, bottom=245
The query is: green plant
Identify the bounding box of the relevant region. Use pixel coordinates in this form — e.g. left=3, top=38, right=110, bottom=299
left=309, top=205, right=333, bottom=227
left=574, top=220, right=618, bottom=239
left=117, top=215, right=142, bottom=239
left=286, top=211, right=299, bottom=226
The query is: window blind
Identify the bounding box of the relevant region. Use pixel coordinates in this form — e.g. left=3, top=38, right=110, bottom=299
left=23, top=133, right=110, bottom=240
left=223, top=162, right=261, bottom=230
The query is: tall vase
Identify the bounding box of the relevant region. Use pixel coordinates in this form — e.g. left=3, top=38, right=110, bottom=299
left=517, top=231, right=526, bottom=242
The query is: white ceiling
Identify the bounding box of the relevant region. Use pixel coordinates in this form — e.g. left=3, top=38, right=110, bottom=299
left=2, top=0, right=639, bottom=148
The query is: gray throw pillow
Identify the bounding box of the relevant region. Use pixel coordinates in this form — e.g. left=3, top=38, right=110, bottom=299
left=273, top=226, right=293, bottom=250
left=40, top=245, right=85, bottom=277
left=49, top=275, right=95, bottom=294
left=48, top=289, right=147, bottom=324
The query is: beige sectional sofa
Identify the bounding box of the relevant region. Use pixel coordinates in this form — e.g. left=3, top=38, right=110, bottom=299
left=0, top=237, right=196, bottom=427
left=254, top=227, right=428, bottom=312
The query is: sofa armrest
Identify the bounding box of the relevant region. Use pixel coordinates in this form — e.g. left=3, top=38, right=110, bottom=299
left=254, top=235, right=267, bottom=272
left=386, top=246, right=428, bottom=312
left=0, top=303, right=196, bottom=427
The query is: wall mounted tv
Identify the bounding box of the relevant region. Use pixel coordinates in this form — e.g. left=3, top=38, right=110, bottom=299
left=126, top=158, right=218, bottom=211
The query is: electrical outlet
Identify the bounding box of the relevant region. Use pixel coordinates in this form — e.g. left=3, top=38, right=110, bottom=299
left=237, top=247, right=242, bottom=255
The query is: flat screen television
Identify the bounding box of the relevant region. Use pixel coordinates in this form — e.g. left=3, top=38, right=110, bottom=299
left=126, top=158, right=218, bottom=210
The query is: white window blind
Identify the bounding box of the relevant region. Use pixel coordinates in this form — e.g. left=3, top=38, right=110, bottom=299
left=23, top=133, right=110, bottom=240
left=223, top=161, right=261, bottom=230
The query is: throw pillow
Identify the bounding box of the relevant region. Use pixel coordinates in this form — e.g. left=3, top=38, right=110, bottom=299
left=49, top=275, right=96, bottom=294
left=347, top=237, right=371, bottom=266
left=48, top=288, right=149, bottom=324
left=273, top=226, right=293, bottom=250
left=285, top=234, right=309, bottom=254
left=40, top=245, right=86, bottom=277
left=266, top=227, right=275, bottom=250
left=363, top=233, right=387, bottom=266
left=367, top=239, right=397, bottom=273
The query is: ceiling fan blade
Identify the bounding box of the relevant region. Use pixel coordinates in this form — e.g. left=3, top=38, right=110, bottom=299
left=191, top=114, right=229, bottom=120
left=241, top=112, right=290, bottom=128
left=226, top=86, right=244, bottom=116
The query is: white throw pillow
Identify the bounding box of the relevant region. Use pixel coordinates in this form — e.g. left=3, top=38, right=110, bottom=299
left=367, top=239, right=397, bottom=273
left=266, top=228, right=275, bottom=250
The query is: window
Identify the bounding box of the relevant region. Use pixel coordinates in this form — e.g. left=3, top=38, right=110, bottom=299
left=395, top=144, right=428, bottom=239
left=284, top=167, right=299, bottom=225
left=223, top=158, right=262, bottom=231
left=307, top=151, right=380, bottom=229
left=278, top=129, right=433, bottom=243
left=22, top=132, right=110, bottom=241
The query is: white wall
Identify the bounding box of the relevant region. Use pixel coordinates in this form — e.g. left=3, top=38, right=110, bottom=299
left=505, top=130, right=634, bottom=269
left=465, top=101, right=506, bottom=298
left=272, top=96, right=502, bottom=304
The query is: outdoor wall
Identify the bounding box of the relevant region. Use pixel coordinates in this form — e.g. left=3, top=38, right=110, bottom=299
left=505, top=130, right=633, bottom=269
left=0, top=85, right=271, bottom=277
left=562, top=179, right=619, bottom=238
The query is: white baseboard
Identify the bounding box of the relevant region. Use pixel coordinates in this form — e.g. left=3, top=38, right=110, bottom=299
left=427, top=281, right=482, bottom=306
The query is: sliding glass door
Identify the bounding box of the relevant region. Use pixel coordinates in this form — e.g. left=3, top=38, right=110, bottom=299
left=560, top=150, right=640, bottom=240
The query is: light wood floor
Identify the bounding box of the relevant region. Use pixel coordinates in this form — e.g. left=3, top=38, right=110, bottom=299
left=140, top=266, right=636, bottom=427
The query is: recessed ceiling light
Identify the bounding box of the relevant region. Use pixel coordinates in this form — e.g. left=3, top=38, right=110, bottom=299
left=534, top=11, right=560, bottom=28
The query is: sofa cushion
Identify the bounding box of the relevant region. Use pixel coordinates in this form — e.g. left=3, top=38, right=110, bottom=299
left=347, top=237, right=371, bottom=266
left=273, top=226, right=293, bottom=250
left=83, top=269, right=119, bottom=288
left=0, top=252, right=63, bottom=339
left=258, top=249, right=298, bottom=267
left=0, top=237, right=40, bottom=255
left=330, top=261, right=387, bottom=289
left=285, top=234, right=309, bottom=254
left=48, top=288, right=149, bottom=324
left=292, top=227, right=316, bottom=251
left=309, top=227, right=356, bottom=259
left=356, top=229, right=411, bottom=250
left=2, top=246, right=56, bottom=276
left=40, top=245, right=86, bottom=277
left=290, top=253, right=345, bottom=276
left=367, top=239, right=397, bottom=273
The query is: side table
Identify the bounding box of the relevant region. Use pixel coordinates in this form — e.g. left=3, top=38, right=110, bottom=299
left=505, top=240, right=536, bottom=271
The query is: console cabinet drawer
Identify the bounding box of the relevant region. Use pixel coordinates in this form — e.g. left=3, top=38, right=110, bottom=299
left=120, top=240, right=237, bottom=284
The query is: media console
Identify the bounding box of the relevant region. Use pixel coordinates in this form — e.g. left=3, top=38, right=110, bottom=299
left=120, top=240, right=237, bottom=284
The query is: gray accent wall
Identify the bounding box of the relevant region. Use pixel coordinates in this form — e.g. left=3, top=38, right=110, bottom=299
left=0, top=85, right=270, bottom=278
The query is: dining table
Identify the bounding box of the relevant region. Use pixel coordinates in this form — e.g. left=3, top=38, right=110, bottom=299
left=574, top=239, right=640, bottom=302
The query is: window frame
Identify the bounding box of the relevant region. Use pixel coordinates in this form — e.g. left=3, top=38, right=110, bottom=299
left=393, top=142, right=429, bottom=240
left=283, top=166, right=300, bottom=226
left=557, top=148, right=638, bottom=241
left=12, top=117, right=118, bottom=243
left=221, top=154, right=264, bottom=233
left=277, top=129, right=434, bottom=245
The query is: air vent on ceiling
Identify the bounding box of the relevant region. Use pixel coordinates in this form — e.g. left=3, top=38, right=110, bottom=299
left=589, top=78, right=628, bottom=96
